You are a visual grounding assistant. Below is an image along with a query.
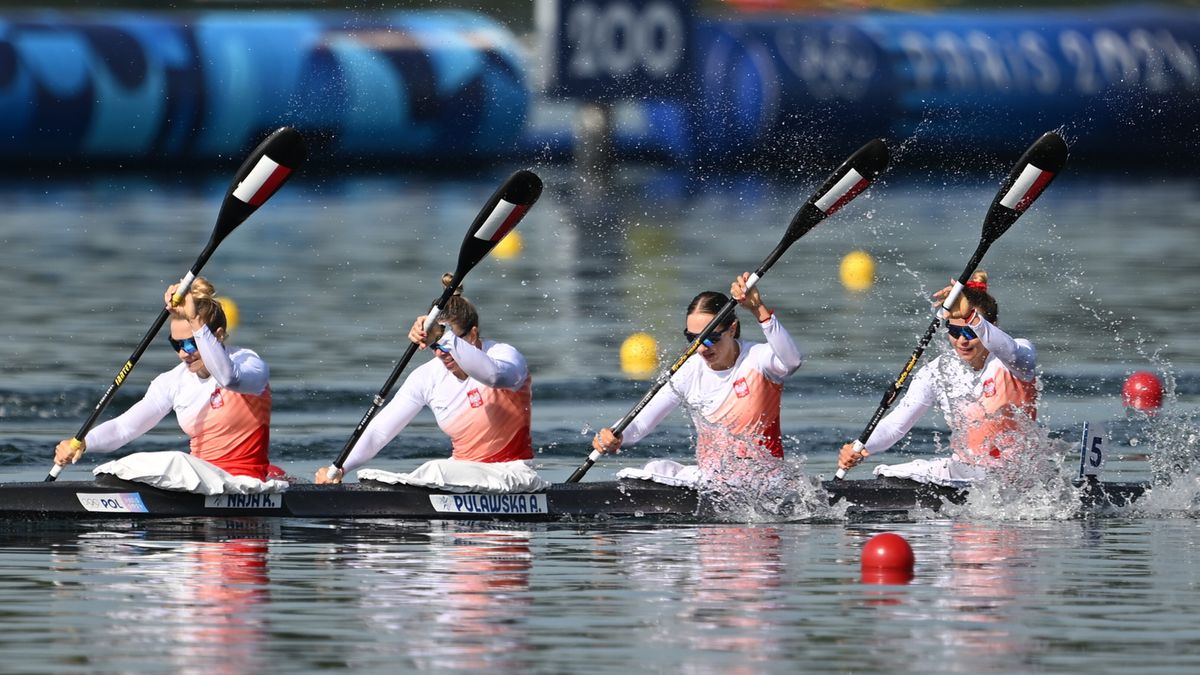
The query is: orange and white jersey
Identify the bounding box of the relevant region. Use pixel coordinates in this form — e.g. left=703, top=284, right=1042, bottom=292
left=864, top=315, right=1038, bottom=464
left=341, top=336, right=532, bottom=472
left=83, top=326, right=272, bottom=479
left=616, top=314, right=802, bottom=467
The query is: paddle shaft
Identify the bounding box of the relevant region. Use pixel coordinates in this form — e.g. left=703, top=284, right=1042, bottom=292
left=566, top=139, right=890, bottom=483
left=327, top=286, right=458, bottom=476
left=839, top=239, right=992, bottom=475
left=565, top=239, right=786, bottom=484
left=836, top=131, right=1067, bottom=480
left=321, top=169, right=542, bottom=481
left=47, top=126, right=308, bottom=482
left=47, top=245, right=219, bottom=481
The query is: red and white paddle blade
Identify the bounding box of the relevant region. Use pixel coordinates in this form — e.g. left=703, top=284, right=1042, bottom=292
left=456, top=169, right=543, bottom=273
left=215, top=127, right=308, bottom=240
left=984, top=131, right=1068, bottom=238
left=788, top=138, right=890, bottom=241
left=813, top=138, right=890, bottom=216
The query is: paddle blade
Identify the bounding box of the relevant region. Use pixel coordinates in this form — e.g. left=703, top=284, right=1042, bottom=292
left=786, top=138, right=890, bottom=243
left=213, top=127, right=308, bottom=243
left=453, top=169, right=543, bottom=280
left=982, top=131, right=1068, bottom=242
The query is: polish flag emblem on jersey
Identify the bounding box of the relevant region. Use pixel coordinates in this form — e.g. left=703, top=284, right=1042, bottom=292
left=982, top=378, right=997, bottom=398
left=734, top=378, right=750, bottom=398
left=468, top=389, right=484, bottom=408
left=999, top=164, right=1055, bottom=213
left=210, top=389, right=225, bottom=409
left=474, top=200, right=529, bottom=243
left=233, top=155, right=292, bottom=206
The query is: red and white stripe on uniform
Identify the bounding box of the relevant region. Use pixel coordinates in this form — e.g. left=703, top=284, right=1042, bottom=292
left=814, top=168, right=869, bottom=215
left=999, top=164, right=1055, bottom=213
left=474, top=199, right=529, bottom=242
left=233, top=156, right=292, bottom=206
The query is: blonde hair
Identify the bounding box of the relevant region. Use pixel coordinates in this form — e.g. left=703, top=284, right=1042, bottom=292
left=435, top=273, right=479, bottom=334
left=188, top=277, right=228, bottom=334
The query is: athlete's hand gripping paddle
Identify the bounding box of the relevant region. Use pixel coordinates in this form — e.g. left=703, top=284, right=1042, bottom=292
left=48, top=127, right=307, bottom=482
left=323, top=170, right=543, bottom=482
left=836, top=131, right=1068, bottom=479
left=567, top=139, right=891, bottom=483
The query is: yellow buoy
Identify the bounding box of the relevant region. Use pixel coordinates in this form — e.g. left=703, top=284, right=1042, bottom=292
left=492, top=230, right=523, bottom=260
left=620, top=332, right=658, bottom=380
left=218, top=296, right=240, bottom=333
left=839, top=250, right=875, bottom=291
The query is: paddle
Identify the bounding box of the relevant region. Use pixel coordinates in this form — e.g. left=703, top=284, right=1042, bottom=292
left=47, top=127, right=307, bottom=481
left=323, top=169, right=544, bottom=481
left=566, top=139, right=891, bottom=483
left=835, top=130, right=1068, bottom=480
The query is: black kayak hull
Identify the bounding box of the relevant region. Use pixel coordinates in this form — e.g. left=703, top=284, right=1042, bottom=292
left=0, top=475, right=1148, bottom=521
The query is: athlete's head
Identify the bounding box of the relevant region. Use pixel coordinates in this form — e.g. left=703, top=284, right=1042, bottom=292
left=685, top=291, right=740, bottom=370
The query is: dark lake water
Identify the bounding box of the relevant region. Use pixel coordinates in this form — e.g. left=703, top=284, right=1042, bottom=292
left=2, top=161, right=1199, bottom=671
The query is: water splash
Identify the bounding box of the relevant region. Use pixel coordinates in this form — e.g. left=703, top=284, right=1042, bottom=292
left=696, top=454, right=836, bottom=522
left=947, top=434, right=1091, bottom=521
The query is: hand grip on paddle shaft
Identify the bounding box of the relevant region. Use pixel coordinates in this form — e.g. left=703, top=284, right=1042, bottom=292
left=835, top=130, right=1067, bottom=480
left=46, top=127, right=307, bottom=482
left=324, top=169, right=544, bottom=482
left=567, top=139, right=891, bottom=484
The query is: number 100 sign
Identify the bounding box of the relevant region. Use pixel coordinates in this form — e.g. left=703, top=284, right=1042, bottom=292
left=537, top=0, right=693, bottom=100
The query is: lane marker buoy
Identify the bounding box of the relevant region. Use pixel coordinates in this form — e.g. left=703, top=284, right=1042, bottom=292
left=840, top=250, right=875, bottom=291
left=620, top=332, right=658, bottom=380
left=1122, top=371, right=1163, bottom=411
left=860, top=532, right=914, bottom=584
left=218, top=297, right=240, bottom=333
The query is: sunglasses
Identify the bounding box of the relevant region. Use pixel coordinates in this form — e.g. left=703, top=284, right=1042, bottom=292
left=168, top=336, right=199, bottom=354
left=945, top=322, right=978, bottom=341
left=683, top=327, right=729, bottom=347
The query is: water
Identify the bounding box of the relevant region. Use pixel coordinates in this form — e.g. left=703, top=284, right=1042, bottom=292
left=4, top=519, right=1200, bottom=672
left=2, top=164, right=1200, bottom=670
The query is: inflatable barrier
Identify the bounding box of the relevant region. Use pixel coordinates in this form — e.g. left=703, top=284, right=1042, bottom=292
left=0, top=11, right=528, bottom=164
left=3, top=7, right=1195, bottom=167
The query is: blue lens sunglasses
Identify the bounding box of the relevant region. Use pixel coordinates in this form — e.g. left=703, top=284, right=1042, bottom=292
left=945, top=322, right=978, bottom=341
left=168, top=336, right=199, bottom=354
left=683, top=326, right=729, bottom=348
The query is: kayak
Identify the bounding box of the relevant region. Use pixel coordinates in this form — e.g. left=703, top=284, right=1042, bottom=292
left=0, top=475, right=1147, bottom=521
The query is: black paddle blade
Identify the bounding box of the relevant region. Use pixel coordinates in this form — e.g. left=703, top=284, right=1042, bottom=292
left=982, top=131, right=1068, bottom=242
left=786, top=138, right=890, bottom=243
left=453, top=169, right=543, bottom=280
left=213, top=127, right=308, bottom=243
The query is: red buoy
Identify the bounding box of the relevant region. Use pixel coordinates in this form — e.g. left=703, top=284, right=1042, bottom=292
left=861, top=532, right=915, bottom=572
left=1122, top=371, right=1163, bottom=411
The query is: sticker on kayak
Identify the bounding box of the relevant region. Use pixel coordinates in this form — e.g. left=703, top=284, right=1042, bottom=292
left=429, top=493, right=548, bottom=515
left=77, top=492, right=149, bottom=513
left=203, top=494, right=283, bottom=509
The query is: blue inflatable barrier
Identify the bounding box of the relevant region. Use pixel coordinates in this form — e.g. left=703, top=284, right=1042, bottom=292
left=688, top=5, right=1200, bottom=164
left=0, top=11, right=528, bottom=164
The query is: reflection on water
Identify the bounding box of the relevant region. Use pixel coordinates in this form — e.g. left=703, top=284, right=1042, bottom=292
left=344, top=524, right=534, bottom=671
left=934, top=525, right=1031, bottom=664
left=685, top=527, right=783, bottom=670
left=39, top=523, right=275, bottom=673
left=4, top=519, right=1200, bottom=670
